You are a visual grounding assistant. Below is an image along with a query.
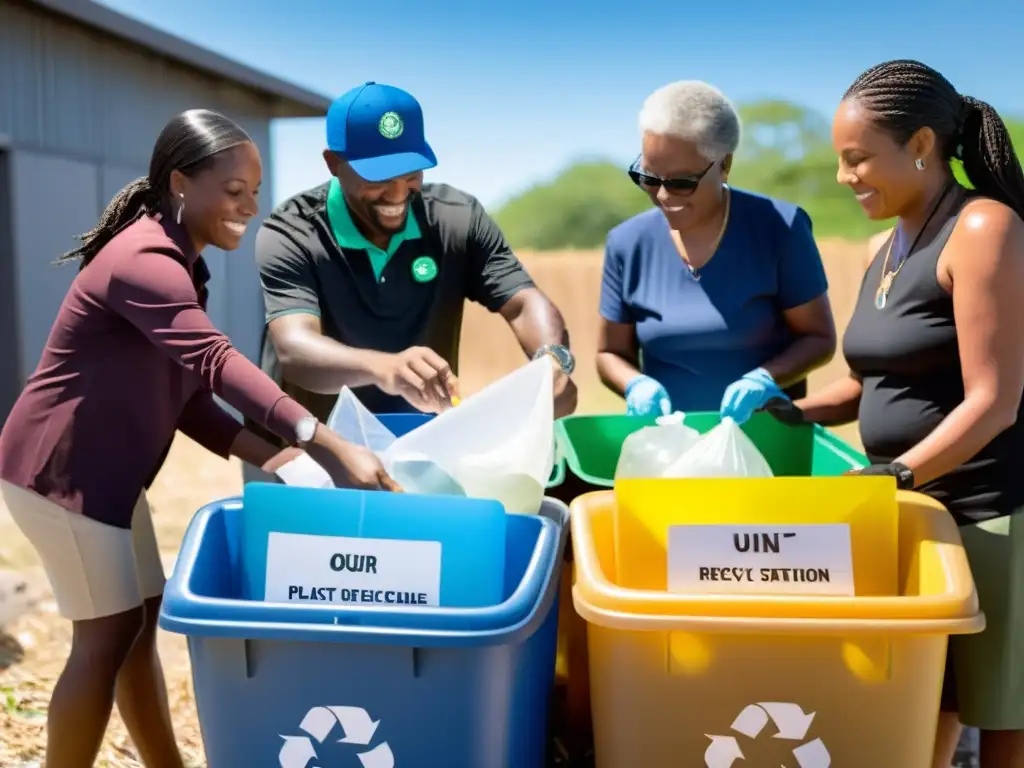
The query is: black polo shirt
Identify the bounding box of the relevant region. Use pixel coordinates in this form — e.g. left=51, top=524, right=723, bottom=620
left=254, top=180, right=535, bottom=423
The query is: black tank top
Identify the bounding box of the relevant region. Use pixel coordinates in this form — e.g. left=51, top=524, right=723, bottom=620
left=843, top=200, right=1024, bottom=524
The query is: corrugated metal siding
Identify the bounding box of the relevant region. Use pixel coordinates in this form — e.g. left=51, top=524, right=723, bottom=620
left=0, top=150, right=19, bottom=423
left=0, top=0, right=283, bottom=389
left=9, top=149, right=99, bottom=371
left=0, top=1, right=272, bottom=165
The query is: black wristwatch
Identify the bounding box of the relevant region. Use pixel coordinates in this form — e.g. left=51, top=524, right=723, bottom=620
left=890, top=462, right=915, bottom=490
left=533, top=344, right=575, bottom=376
left=853, top=461, right=916, bottom=489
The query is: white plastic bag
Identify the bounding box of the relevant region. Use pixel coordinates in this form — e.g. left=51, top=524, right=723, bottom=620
left=382, top=358, right=555, bottom=514
left=615, top=412, right=702, bottom=479
left=662, top=417, right=773, bottom=479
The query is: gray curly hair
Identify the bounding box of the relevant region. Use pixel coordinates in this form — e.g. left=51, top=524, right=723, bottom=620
left=638, top=80, right=742, bottom=162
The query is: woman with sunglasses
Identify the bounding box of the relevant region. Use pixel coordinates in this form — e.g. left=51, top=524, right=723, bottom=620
left=597, top=80, right=836, bottom=423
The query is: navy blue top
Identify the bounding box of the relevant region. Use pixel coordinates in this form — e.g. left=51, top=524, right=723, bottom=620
left=599, top=188, right=829, bottom=411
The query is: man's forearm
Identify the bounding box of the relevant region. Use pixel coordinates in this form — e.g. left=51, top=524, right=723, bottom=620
left=277, top=333, right=389, bottom=395
left=500, top=287, right=570, bottom=357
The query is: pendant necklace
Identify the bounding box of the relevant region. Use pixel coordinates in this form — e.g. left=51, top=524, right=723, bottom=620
left=874, top=230, right=904, bottom=310
left=875, top=180, right=954, bottom=310
left=675, top=187, right=731, bottom=282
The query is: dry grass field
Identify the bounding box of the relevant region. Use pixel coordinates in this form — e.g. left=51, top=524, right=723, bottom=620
left=0, top=239, right=876, bottom=765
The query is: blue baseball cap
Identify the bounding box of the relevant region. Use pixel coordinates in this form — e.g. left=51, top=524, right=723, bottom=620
left=325, top=82, right=437, bottom=183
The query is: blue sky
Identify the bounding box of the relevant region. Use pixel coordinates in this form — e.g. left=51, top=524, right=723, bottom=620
left=98, top=0, right=1024, bottom=209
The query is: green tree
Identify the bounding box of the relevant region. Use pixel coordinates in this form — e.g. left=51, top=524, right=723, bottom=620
left=492, top=160, right=650, bottom=251
left=493, top=101, right=1024, bottom=250
left=727, top=100, right=888, bottom=240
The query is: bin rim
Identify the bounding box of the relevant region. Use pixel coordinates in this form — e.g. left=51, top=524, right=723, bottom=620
left=812, top=425, right=869, bottom=468
left=555, top=414, right=869, bottom=487
left=569, top=490, right=985, bottom=635
left=546, top=452, right=566, bottom=488
left=571, top=588, right=985, bottom=636
left=159, top=496, right=569, bottom=649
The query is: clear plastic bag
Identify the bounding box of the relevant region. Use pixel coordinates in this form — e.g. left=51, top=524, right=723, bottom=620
left=615, top=412, right=702, bottom=479
left=661, top=417, right=773, bottom=479
left=382, top=358, right=555, bottom=514
left=275, top=388, right=397, bottom=488
left=326, top=387, right=397, bottom=453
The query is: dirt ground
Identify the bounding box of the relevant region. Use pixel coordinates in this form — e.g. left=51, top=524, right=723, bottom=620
left=0, top=240, right=872, bottom=765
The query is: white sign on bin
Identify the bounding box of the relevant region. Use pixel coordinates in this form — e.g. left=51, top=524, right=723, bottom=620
left=265, top=532, right=442, bottom=607
left=668, top=523, right=854, bottom=596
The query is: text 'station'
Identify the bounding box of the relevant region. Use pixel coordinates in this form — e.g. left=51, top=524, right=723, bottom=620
left=668, top=524, right=854, bottom=596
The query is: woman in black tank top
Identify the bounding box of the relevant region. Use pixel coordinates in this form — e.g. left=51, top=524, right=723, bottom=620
left=767, top=60, right=1024, bottom=767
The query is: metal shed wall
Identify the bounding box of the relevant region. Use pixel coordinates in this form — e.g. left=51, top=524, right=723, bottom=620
left=0, top=0, right=287, bottom=420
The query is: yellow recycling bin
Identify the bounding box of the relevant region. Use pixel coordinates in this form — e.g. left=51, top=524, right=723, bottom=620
left=570, top=488, right=985, bottom=768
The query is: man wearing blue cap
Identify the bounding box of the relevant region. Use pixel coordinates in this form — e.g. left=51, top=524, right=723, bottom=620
left=252, top=82, right=577, bottom=427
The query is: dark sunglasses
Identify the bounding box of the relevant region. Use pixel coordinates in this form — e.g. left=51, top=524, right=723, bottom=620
left=628, top=157, right=715, bottom=194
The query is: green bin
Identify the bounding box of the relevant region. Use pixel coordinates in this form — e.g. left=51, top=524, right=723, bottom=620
left=547, top=447, right=566, bottom=488
left=554, top=411, right=867, bottom=487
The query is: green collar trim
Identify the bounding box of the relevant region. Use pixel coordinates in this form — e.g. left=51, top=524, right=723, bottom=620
left=325, top=178, right=421, bottom=281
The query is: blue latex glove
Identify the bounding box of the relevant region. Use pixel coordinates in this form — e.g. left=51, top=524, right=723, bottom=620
left=719, top=368, right=785, bottom=425
left=625, top=375, right=672, bottom=417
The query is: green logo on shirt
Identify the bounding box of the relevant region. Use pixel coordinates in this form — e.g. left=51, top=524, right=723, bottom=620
left=378, top=111, right=404, bottom=139
left=411, top=256, right=438, bottom=283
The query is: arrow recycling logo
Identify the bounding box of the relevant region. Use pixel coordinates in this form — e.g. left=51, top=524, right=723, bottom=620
left=279, top=705, right=394, bottom=768
left=704, top=702, right=830, bottom=768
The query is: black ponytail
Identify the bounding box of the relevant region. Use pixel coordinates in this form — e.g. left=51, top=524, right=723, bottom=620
left=844, top=59, right=1024, bottom=219
left=958, top=96, right=1024, bottom=217
left=57, top=177, right=157, bottom=268
left=59, top=108, right=252, bottom=269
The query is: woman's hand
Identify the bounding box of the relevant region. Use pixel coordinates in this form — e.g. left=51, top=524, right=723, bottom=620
left=786, top=374, right=863, bottom=427
left=625, top=375, right=671, bottom=417
left=305, top=426, right=402, bottom=491
left=761, top=396, right=806, bottom=426
left=720, top=368, right=785, bottom=424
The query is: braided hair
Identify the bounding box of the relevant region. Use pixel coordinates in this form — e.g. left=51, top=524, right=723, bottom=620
left=844, top=59, right=1024, bottom=219
left=59, top=109, right=252, bottom=269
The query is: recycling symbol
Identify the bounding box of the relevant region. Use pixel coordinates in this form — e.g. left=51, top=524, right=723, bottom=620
left=704, top=702, right=830, bottom=768
left=279, top=705, right=394, bottom=768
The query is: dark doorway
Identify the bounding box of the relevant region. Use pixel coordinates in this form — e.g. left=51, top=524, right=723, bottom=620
left=0, top=150, right=21, bottom=425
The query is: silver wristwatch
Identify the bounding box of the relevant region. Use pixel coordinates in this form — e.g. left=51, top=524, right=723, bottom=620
left=533, top=344, right=575, bottom=376
left=294, top=415, right=319, bottom=447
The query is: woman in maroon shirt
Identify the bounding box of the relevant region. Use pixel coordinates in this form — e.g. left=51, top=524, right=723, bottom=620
left=0, top=109, right=400, bottom=767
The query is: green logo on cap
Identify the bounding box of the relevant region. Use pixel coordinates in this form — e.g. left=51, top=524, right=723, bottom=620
left=378, top=111, right=404, bottom=139
left=411, top=256, right=438, bottom=283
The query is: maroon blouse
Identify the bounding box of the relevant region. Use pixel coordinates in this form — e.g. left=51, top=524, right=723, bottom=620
left=0, top=211, right=310, bottom=528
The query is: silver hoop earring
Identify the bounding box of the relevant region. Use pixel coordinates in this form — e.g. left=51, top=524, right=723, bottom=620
left=915, top=158, right=925, bottom=171
left=176, top=193, right=184, bottom=225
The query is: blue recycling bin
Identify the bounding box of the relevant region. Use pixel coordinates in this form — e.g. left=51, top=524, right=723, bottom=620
left=377, top=412, right=434, bottom=437
left=160, top=495, right=569, bottom=768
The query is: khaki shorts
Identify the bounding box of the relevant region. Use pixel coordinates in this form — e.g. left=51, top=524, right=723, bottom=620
left=942, top=509, right=1024, bottom=730
left=0, top=480, right=166, bottom=621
